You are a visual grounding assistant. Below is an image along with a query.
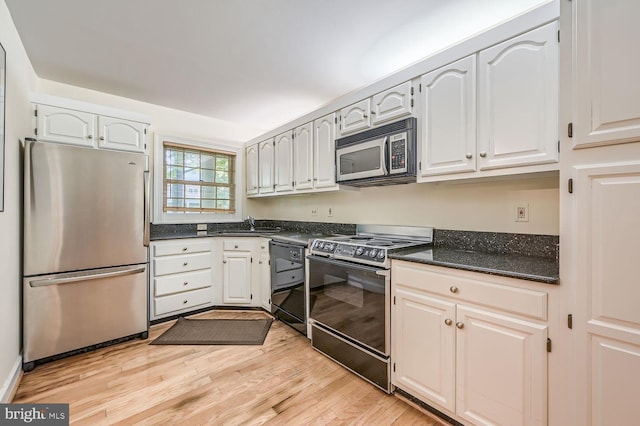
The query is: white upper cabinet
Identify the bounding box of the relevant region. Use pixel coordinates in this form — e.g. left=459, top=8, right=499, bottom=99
left=339, top=98, right=371, bottom=136
left=573, top=0, right=640, bottom=148
left=274, top=131, right=294, bottom=192
left=371, top=81, right=414, bottom=125
left=313, top=113, right=337, bottom=189
left=258, top=139, right=275, bottom=194
left=35, top=104, right=148, bottom=153
left=36, top=104, right=96, bottom=148
left=294, top=122, right=314, bottom=190
left=245, top=143, right=259, bottom=195
left=97, top=116, right=146, bottom=153
left=420, top=55, right=477, bottom=176
left=477, top=21, right=558, bottom=170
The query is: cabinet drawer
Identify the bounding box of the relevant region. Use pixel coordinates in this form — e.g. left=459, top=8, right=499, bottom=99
left=275, top=268, right=304, bottom=287
left=393, top=261, right=547, bottom=320
left=153, top=239, right=211, bottom=257
left=223, top=239, right=253, bottom=251
left=154, top=269, right=212, bottom=297
left=154, top=287, right=213, bottom=316
left=274, top=258, right=302, bottom=273
left=153, top=252, right=212, bottom=276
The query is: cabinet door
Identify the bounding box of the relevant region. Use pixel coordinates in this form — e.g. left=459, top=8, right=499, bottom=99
left=259, top=252, right=271, bottom=310
left=477, top=22, right=558, bottom=170
left=574, top=161, right=640, bottom=425
left=313, top=113, right=337, bottom=189
left=456, top=305, right=547, bottom=426
left=258, top=139, right=274, bottom=194
left=36, top=104, right=96, bottom=147
left=339, top=98, right=371, bottom=136
left=274, top=131, right=294, bottom=192
left=98, top=116, right=146, bottom=153
left=222, top=252, right=252, bottom=304
left=420, top=55, right=476, bottom=176
left=245, top=144, right=259, bottom=195
left=392, top=285, right=456, bottom=412
left=573, top=0, right=640, bottom=148
left=294, top=122, right=314, bottom=190
left=371, top=81, right=413, bottom=125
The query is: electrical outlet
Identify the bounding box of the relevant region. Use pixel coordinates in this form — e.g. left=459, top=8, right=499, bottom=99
left=516, top=204, right=529, bottom=222
left=311, top=207, right=318, bottom=217
left=196, top=223, right=207, bottom=231
left=328, top=207, right=334, bottom=217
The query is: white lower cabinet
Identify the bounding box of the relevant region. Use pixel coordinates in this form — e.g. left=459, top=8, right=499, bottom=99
left=220, top=238, right=268, bottom=308
left=392, top=260, right=548, bottom=426
left=150, top=238, right=214, bottom=321
left=222, top=251, right=252, bottom=304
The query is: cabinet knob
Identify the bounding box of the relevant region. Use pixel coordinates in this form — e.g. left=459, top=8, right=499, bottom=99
left=449, top=286, right=458, bottom=294
left=183, top=281, right=188, bottom=286
left=479, top=152, right=487, bottom=158
left=223, top=260, right=227, bottom=264
left=444, top=318, right=453, bottom=326
left=183, top=262, right=188, bottom=266
left=456, top=322, right=464, bottom=329
left=182, top=247, right=188, bottom=251
left=234, top=244, right=239, bottom=249
left=99, top=136, right=105, bottom=141
left=87, top=135, right=93, bottom=140
left=465, top=153, right=472, bottom=159
left=261, top=246, right=265, bottom=249
left=259, top=260, right=263, bottom=264
left=183, top=300, right=188, bottom=304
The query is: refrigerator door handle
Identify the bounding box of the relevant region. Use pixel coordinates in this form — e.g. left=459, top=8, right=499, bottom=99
left=143, top=170, right=150, bottom=247
left=29, top=265, right=146, bottom=287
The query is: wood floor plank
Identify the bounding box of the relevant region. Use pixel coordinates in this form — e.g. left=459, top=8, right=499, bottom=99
left=13, top=309, right=450, bottom=425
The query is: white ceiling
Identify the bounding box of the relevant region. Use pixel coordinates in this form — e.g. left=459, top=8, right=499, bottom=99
left=6, top=0, right=548, bottom=132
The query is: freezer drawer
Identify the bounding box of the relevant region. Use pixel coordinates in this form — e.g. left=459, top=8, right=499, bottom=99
left=23, top=264, right=148, bottom=365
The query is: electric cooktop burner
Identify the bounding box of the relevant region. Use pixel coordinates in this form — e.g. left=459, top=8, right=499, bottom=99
left=309, top=225, right=433, bottom=268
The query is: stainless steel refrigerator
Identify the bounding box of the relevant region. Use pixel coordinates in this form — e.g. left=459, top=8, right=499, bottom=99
left=23, top=140, right=150, bottom=371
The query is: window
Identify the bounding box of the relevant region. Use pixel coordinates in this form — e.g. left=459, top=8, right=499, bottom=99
left=153, top=134, right=243, bottom=224
left=163, top=143, right=236, bottom=213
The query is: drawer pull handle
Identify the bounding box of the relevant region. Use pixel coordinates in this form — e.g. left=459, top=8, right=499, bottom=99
left=259, top=261, right=263, bottom=264
left=261, top=246, right=265, bottom=249
left=182, top=247, right=188, bottom=251
left=183, top=300, right=188, bottom=304
left=450, top=286, right=458, bottom=293
left=183, top=281, right=188, bottom=286
left=223, top=260, right=227, bottom=264
left=444, top=318, right=453, bottom=326
left=456, top=322, right=464, bottom=329
left=183, top=262, right=188, bottom=266
left=235, top=244, right=239, bottom=249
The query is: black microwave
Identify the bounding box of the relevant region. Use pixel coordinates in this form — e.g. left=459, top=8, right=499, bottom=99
left=335, top=117, right=417, bottom=187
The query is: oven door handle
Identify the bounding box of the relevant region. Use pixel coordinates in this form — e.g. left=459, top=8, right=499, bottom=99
left=307, top=254, right=387, bottom=274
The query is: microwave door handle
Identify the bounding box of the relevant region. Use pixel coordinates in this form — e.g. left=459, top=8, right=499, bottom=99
left=383, top=136, right=389, bottom=174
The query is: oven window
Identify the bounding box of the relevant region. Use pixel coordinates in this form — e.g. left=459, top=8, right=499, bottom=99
left=308, top=258, right=387, bottom=355
left=340, top=146, right=381, bottom=175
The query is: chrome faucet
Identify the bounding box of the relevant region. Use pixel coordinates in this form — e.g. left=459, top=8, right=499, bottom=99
left=247, top=216, right=255, bottom=231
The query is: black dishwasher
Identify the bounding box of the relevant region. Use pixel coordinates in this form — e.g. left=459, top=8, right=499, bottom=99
left=270, top=240, right=307, bottom=336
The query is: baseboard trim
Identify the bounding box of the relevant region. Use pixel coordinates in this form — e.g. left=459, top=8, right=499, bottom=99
left=0, top=356, right=23, bottom=403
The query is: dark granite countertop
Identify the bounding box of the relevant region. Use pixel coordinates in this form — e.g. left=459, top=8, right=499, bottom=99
left=390, top=247, right=559, bottom=284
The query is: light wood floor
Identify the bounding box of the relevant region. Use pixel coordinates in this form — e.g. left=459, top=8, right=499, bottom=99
left=14, top=309, right=449, bottom=425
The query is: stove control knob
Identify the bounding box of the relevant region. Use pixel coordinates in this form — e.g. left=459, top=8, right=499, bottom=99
left=369, top=249, right=377, bottom=257
left=355, top=246, right=364, bottom=256
left=377, top=250, right=385, bottom=259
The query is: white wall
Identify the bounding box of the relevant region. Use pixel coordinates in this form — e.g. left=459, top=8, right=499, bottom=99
left=247, top=175, right=559, bottom=235
left=0, top=0, right=38, bottom=402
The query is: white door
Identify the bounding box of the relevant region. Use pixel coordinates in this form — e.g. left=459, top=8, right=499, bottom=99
left=274, top=131, right=294, bottom=192
left=339, top=98, right=371, bottom=136
left=97, top=116, right=146, bottom=153
left=314, top=113, right=337, bottom=189
left=477, top=22, right=558, bottom=170
left=420, top=55, right=476, bottom=176
left=573, top=0, right=640, bottom=148
left=36, top=104, right=96, bottom=147
left=258, top=139, right=274, bottom=194
left=245, top=144, right=259, bottom=195
left=294, top=122, right=314, bottom=190
left=222, top=252, right=252, bottom=304
left=371, top=81, right=413, bottom=125
left=392, top=286, right=456, bottom=412
left=259, top=252, right=271, bottom=310
left=574, top=161, right=640, bottom=425
left=456, top=305, right=547, bottom=426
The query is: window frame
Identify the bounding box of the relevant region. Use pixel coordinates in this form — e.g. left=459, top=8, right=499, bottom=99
left=152, top=133, right=244, bottom=224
